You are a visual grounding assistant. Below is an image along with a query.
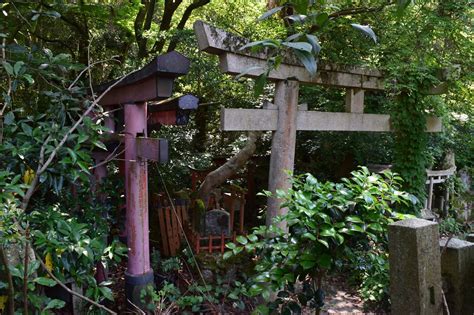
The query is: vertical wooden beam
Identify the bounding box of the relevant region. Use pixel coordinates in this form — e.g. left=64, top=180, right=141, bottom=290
left=266, top=80, right=299, bottom=231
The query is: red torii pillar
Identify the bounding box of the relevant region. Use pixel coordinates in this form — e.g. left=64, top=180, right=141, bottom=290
left=96, top=51, right=191, bottom=308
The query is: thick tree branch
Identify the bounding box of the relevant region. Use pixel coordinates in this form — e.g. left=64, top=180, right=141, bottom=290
left=167, top=0, right=211, bottom=52
left=151, top=0, right=184, bottom=53
left=197, top=132, right=260, bottom=200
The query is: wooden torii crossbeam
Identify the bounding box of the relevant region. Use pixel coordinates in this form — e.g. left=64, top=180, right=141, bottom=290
left=194, top=21, right=442, bottom=230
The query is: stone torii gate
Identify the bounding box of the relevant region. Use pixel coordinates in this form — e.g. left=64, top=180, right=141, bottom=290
left=194, top=21, right=442, bottom=230
left=95, top=51, right=197, bottom=307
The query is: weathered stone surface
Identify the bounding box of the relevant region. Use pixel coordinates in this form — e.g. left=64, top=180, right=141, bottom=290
left=466, top=234, right=474, bottom=243
left=439, top=237, right=474, bottom=315
left=220, top=108, right=442, bottom=132
left=388, top=218, right=442, bottom=315
left=203, top=209, right=230, bottom=236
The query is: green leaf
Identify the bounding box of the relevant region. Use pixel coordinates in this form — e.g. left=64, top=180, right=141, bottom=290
left=34, top=277, right=57, bottom=287
left=253, top=304, right=269, bottom=315
left=317, top=254, right=332, bottom=269
left=66, top=148, right=77, bottom=163
left=45, top=299, right=66, bottom=310
left=239, top=40, right=279, bottom=51
left=281, top=41, right=312, bottom=53
left=2, top=61, right=14, bottom=75
left=351, top=24, right=377, bottom=44
left=92, top=140, right=107, bottom=151
left=258, top=6, right=284, bottom=21
left=292, top=0, right=308, bottom=14
left=4, top=112, right=15, bottom=125
left=21, top=123, right=32, bottom=136
left=315, top=13, right=329, bottom=27
left=294, top=50, right=317, bottom=76
left=300, top=254, right=316, bottom=269
left=236, top=235, right=248, bottom=245
left=223, top=251, right=233, bottom=260
left=99, top=286, right=114, bottom=301
left=317, top=238, right=329, bottom=248
left=368, top=223, right=383, bottom=232
left=235, top=66, right=264, bottom=80
left=346, top=215, right=363, bottom=223
left=349, top=224, right=365, bottom=233
left=247, top=234, right=258, bottom=242
left=13, top=61, right=24, bottom=75
left=226, top=242, right=236, bottom=250
left=305, top=34, right=321, bottom=54
left=320, top=227, right=336, bottom=237
left=254, top=73, right=267, bottom=97
left=302, top=232, right=316, bottom=241
left=23, top=74, right=34, bottom=84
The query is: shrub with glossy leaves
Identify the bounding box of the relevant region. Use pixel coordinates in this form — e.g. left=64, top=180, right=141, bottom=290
left=225, top=167, right=416, bottom=313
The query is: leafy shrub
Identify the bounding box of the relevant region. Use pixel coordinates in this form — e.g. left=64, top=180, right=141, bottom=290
left=347, top=246, right=390, bottom=309
left=226, top=167, right=415, bottom=313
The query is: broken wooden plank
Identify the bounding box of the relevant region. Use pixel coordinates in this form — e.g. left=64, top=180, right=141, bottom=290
left=221, top=108, right=442, bottom=132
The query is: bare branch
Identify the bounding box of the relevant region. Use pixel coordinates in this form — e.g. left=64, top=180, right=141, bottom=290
left=68, top=57, right=120, bottom=91
left=34, top=248, right=117, bottom=315
left=20, top=69, right=133, bottom=211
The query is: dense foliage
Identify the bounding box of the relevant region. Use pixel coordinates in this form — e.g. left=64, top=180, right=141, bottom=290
left=0, top=0, right=472, bottom=313
left=226, top=168, right=415, bottom=313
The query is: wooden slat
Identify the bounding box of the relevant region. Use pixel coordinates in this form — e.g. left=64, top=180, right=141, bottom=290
left=158, top=207, right=169, bottom=256
left=164, top=207, right=175, bottom=256
left=221, top=108, right=442, bottom=133
left=239, top=197, right=245, bottom=234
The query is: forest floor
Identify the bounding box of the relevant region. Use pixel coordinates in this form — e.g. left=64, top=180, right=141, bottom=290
left=109, top=261, right=386, bottom=314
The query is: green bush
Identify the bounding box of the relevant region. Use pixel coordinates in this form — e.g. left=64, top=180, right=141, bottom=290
left=226, top=167, right=416, bottom=313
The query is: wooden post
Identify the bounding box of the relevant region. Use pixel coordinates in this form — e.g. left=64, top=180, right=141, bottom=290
left=266, top=80, right=299, bottom=231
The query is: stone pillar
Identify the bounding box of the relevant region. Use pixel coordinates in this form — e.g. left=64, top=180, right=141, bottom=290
left=439, top=238, right=474, bottom=315
left=388, top=218, right=442, bottom=315
left=266, top=80, right=299, bottom=231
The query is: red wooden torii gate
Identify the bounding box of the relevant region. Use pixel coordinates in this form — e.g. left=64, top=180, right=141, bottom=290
left=93, top=51, right=198, bottom=307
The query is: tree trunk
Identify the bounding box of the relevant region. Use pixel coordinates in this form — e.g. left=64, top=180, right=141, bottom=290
left=197, top=132, right=259, bottom=200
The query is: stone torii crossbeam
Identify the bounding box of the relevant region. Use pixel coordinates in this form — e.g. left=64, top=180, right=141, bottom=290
left=193, top=21, right=442, bottom=230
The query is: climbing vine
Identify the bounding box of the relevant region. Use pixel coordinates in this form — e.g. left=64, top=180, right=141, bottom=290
left=388, top=66, right=441, bottom=208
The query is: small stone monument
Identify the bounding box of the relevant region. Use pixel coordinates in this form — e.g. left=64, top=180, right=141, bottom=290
left=203, top=209, right=230, bottom=236
left=439, top=237, right=474, bottom=315
left=388, top=218, right=442, bottom=315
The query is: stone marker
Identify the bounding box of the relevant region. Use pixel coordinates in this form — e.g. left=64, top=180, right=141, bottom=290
left=388, top=218, right=442, bottom=315
left=439, top=237, right=474, bottom=315
left=203, top=209, right=230, bottom=236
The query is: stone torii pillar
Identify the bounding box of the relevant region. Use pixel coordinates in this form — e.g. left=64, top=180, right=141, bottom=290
left=194, top=21, right=443, bottom=230
left=96, top=51, right=191, bottom=307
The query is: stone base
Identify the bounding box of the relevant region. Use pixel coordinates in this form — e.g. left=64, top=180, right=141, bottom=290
left=124, top=271, right=154, bottom=311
